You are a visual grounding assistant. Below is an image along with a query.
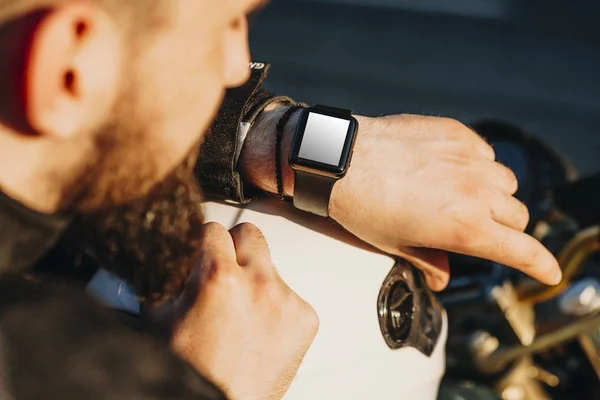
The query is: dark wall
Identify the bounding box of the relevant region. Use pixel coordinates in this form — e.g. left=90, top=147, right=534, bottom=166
left=249, top=0, right=600, bottom=175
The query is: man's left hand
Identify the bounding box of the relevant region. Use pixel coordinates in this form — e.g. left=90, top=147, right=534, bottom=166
left=239, top=104, right=561, bottom=291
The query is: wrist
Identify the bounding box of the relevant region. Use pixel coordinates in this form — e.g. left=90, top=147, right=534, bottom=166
left=238, top=102, right=301, bottom=197
left=327, top=114, right=371, bottom=220
left=239, top=103, right=369, bottom=220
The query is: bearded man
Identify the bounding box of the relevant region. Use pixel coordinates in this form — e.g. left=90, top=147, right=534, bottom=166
left=0, top=0, right=560, bottom=399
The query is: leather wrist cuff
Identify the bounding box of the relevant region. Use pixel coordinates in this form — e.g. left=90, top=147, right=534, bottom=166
left=196, top=62, right=294, bottom=204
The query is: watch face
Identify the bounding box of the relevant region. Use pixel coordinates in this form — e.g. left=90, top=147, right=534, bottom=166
left=290, top=108, right=358, bottom=177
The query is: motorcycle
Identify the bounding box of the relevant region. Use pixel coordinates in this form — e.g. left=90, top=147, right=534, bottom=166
left=440, top=121, right=600, bottom=400
left=88, top=120, right=600, bottom=400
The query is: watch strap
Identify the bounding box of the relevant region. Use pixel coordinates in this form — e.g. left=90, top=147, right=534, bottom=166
left=293, top=170, right=337, bottom=217
left=313, top=105, right=352, bottom=117
left=291, top=105, right=354, bottom=217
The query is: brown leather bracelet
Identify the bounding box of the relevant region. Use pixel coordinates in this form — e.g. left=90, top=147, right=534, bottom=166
left=275, top=105, right=305, bottom=202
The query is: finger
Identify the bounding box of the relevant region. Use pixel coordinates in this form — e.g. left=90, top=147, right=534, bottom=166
left=464, top=222, right=561, bottom=286
left=396, top=247, right=450, bottom=291
left=484, top=161, right=519, bottom=195
left=477, top=140, right=496, bottom=161
left=229, top=223, right=272, bottom=267
left=489, top=193, right=530, bottom=232
left=197, top=222, right=238, bottom=266
left=186, top=223, right=238, bottom=302
left=467, top=127, right=496, bottom=160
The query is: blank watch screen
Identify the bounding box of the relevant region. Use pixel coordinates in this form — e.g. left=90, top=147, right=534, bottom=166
left=297, top=112, right=351, bottom=167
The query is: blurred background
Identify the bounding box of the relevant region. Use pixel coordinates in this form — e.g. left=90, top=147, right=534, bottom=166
left=250, top=0, right=600, bottom=175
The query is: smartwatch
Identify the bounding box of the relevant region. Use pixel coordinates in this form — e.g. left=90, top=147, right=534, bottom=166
left=289, top=105, right=359, bottom=217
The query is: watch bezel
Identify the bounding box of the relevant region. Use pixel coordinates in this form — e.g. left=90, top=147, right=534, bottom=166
left=289, top=107, right=359, bottom=179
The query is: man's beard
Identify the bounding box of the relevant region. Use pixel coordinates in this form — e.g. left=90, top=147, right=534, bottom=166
left=57, top=59, right=215, bottom=304
left=65, top=147, right=206, bottom=303
left=59, top=64, right=211, bottom=303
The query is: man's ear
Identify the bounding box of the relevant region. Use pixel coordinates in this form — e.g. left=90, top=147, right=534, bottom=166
left=25, top=2, right=123, bottom=140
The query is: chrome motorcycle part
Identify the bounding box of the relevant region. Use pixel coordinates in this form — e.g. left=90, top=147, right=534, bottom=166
left=469, top=331, right=500, bottom=360
left=518, top=225, right=600, bottom=304
left=496, top=359, right=551, bottom=400
left=579, top=334, right=600, bottom=380
left=481, top=313, right=600, bottom=373
left=377, top=258, right=444, bottom=356
left=490, top=283, right=536, bottom=345
left=558, top=278, right=600, bottom=317
left=558, top=278, right=600, bottom=380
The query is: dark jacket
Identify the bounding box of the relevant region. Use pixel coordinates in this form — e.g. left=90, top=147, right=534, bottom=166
left=0, top=192, right=226, bottom=400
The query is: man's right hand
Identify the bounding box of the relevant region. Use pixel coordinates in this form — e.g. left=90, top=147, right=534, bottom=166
left=158, top=222, right=318, bottom=400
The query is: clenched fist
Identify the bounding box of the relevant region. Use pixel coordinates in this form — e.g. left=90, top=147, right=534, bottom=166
left=148, top=223, right=318, bottom=400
